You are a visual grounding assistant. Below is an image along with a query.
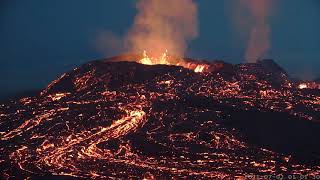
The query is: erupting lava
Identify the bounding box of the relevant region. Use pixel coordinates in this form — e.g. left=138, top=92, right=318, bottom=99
left=139, top=50, right=170, bottom=65
left=299, top=83, right=308, bottom=89
left=138, top=50, right=208, bottom=73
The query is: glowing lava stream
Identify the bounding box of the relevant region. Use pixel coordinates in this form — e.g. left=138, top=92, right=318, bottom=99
left=82, top=110, right=146, bottom=158
left=1, top=110, right=56, bottom=141
left=7, top=98, right=148, bottom=178
left=39, top=108, right=146, bottom=163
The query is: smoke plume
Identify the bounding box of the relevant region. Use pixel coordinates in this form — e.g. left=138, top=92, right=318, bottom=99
left=232, top=0, right=272, bottom=63
left=125, top=0, right=198, bottom=58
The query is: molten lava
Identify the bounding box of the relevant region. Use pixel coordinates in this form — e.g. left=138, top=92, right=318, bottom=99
left=299, top=83, right=308, bottom=89
left=139, top=50, right=170, bottom=65
left=138, top=50, right=208, bottom=73
left=194, top=64, right=207, bottom=73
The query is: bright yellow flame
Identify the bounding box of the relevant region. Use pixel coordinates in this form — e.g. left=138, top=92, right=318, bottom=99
left=298, top=83, right=307, bottom=89
left=138, top=50, right=208, bottom=73
left=139, top=50, right=170, bottom=65
left=194, top=65, right=206, bottom=73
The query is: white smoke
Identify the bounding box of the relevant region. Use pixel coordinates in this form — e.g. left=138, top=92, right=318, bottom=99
left=96, top=0, right=199, bottom=59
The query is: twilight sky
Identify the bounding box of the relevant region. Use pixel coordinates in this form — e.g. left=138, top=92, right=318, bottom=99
left=0, top=0, right=319, bottom=99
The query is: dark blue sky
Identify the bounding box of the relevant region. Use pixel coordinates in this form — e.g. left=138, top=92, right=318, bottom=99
left=0, top=0, right=319, bottom=98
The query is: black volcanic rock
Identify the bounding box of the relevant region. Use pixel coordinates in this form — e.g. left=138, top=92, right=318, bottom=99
left=234, top=59, right=290, bottom=87
left=43, top=58, right=290, bottom=96
left=0, top=58, right=320, bottom=179
left=258, top=59, right=287, bottom=75
left=42, top=61, right=193, bottom=95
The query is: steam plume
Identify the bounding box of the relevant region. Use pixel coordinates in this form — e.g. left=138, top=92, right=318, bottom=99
left=125, top=0, right=198, bottom=58
left=232, top=0, right=272, bottom=63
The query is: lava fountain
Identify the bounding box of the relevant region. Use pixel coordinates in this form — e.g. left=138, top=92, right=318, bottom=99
left=137, top=50, right=209, bottom=73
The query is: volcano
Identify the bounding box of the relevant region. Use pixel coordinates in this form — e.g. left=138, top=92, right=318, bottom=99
left=0, top=56, right=320, bottom=179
